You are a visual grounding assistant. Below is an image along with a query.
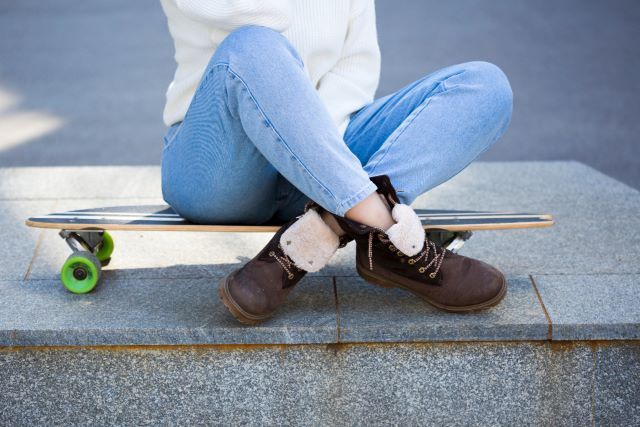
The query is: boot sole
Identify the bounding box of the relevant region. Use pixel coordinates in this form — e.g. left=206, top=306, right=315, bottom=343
left=218, top=270, right=274, bottom=325
left=356, top=262, right=507, bottom=312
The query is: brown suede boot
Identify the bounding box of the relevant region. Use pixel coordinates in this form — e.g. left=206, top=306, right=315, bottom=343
left=332, top=175, right=507, bottom=312
left=219, top=205, right=345, bottom=324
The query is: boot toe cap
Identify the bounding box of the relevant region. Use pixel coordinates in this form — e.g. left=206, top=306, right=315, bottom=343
left=445, top=260, right=506, bottom=309
left=467, top=263, right=506, bottom=307
left=227, top=270, right=278, bottom=317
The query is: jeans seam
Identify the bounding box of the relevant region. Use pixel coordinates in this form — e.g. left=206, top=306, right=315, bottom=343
left=219, top=63, right=340, bottom=206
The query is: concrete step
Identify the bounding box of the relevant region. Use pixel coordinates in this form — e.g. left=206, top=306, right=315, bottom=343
left=2, top=342, right=638, bottom=426
left=1, top=161, right=639, bottom=425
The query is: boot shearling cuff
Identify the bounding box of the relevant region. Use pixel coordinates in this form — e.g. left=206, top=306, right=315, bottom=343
left=280, top=209, right=340, bottom=273
left=386, top=204, right=425, bottom=257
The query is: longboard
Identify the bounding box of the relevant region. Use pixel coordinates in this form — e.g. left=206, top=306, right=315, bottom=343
left=26, top=205, right=553, bottom=294
left=27, top=204, right=553, bottom=232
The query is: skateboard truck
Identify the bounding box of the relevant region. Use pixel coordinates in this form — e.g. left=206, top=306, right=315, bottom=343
left=59, top=230, right=105, bottom=253
left=427, top=230, right=473, bottom=253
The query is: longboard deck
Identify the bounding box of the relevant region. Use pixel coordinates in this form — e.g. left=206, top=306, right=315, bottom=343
left=26, top=205, right=554, bottom=232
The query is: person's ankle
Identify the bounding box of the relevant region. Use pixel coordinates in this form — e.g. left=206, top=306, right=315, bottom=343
left=378, top=192, right=391, bottom=211
left=321, top=210, right=346, bottom=236
left=344, top=191, right=395, bottom=231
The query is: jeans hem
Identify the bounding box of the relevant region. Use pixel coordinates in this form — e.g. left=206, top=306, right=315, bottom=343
left=333, top=181, right=378, bottom=217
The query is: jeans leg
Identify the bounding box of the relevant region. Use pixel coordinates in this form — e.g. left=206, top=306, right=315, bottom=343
left=161, top=66, right=284, bottom=224
left=276, top=61, right=513, bottom=219
left=345, top=61, right=513, bottom=205
left=208, top=26, right=377, bottom=216
left=162, top=25, right=380, bottom=223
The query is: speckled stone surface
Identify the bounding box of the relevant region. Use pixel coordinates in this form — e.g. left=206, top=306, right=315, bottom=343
left=0, top=277, right=337, bottom=346
left=534, top=274, right=640, bottom=340
left=1, top=161, right=639, bottom=345
left=2, top=161, right=640, bottom=424
left=0, top=200, right=54, bottom=280
left=0, top=341, right=608, bottom=426
left=318, top=161, right=640, bottom=278
left=28, top=224, right=273, bottom=281
left=0, top=166, right=161, bottom=200
left=281, top=342, right=595, bottom=426
left=594, top=343, right=640, bottom=425
left=410, top=161, right=640, bottom=276
left=18, top=162, right=640, bottom=281
left=336, top=276, right=549, bottom=342
left=13, top=161, right=640, bottom=282
left=0, top=346, right=285, bottom=425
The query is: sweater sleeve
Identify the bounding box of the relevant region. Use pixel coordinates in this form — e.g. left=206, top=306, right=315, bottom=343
left=316, top=0, right=381, bottom=136
left=174, top=0, right=290, bottom=32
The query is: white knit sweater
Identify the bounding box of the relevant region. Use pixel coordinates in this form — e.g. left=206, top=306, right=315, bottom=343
left=160, top=0, right=381, bottom=135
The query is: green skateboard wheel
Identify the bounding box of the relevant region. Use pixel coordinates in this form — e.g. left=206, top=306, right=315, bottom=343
left=60, top=251, right=101, bottom=294
left=95, top=231, right=114, bottom=263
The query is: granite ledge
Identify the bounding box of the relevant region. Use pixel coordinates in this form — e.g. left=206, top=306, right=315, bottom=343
left=2, top=272, right=640, bottom=347
left=533, top=274, right=640, bottom=341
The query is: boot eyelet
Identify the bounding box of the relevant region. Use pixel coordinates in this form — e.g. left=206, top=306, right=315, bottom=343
left=269, top=251, right=275, bottom=257
left=418, top=267, right=425, bottom=273
left=408, top=259, right=415, bottom=265
left=429, top=272, right=437, bottom=279
left=378, top=233, right=385, bottom=240
left=388, top=245, right=395, bottom=251
left=288, top=273, right=294, bottom=279
left=397, top=251, right=403, bottom=257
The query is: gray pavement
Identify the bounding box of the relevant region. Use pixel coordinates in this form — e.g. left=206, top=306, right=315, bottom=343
left=1, top=161, right=639, bottom=424
left=2, top=161, right=639, bottom=346
left=2, top=342, right=622, bottom=425
left=1, top=0, right=639, bottom=188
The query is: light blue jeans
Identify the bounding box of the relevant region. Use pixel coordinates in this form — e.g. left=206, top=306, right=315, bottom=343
left=161, top=26, right=513, bottom=224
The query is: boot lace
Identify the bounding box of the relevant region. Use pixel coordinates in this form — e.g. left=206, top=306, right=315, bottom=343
left=268, top=243, right=301, bottom=280
left=368, top=231, right=447, bottom=279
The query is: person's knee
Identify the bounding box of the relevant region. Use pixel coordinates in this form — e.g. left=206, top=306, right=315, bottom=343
left=463, top=61, right=513, bottom=122
left=223, top=25, right=284, bottom=48
left=212, top=25, right=302, bottom=72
